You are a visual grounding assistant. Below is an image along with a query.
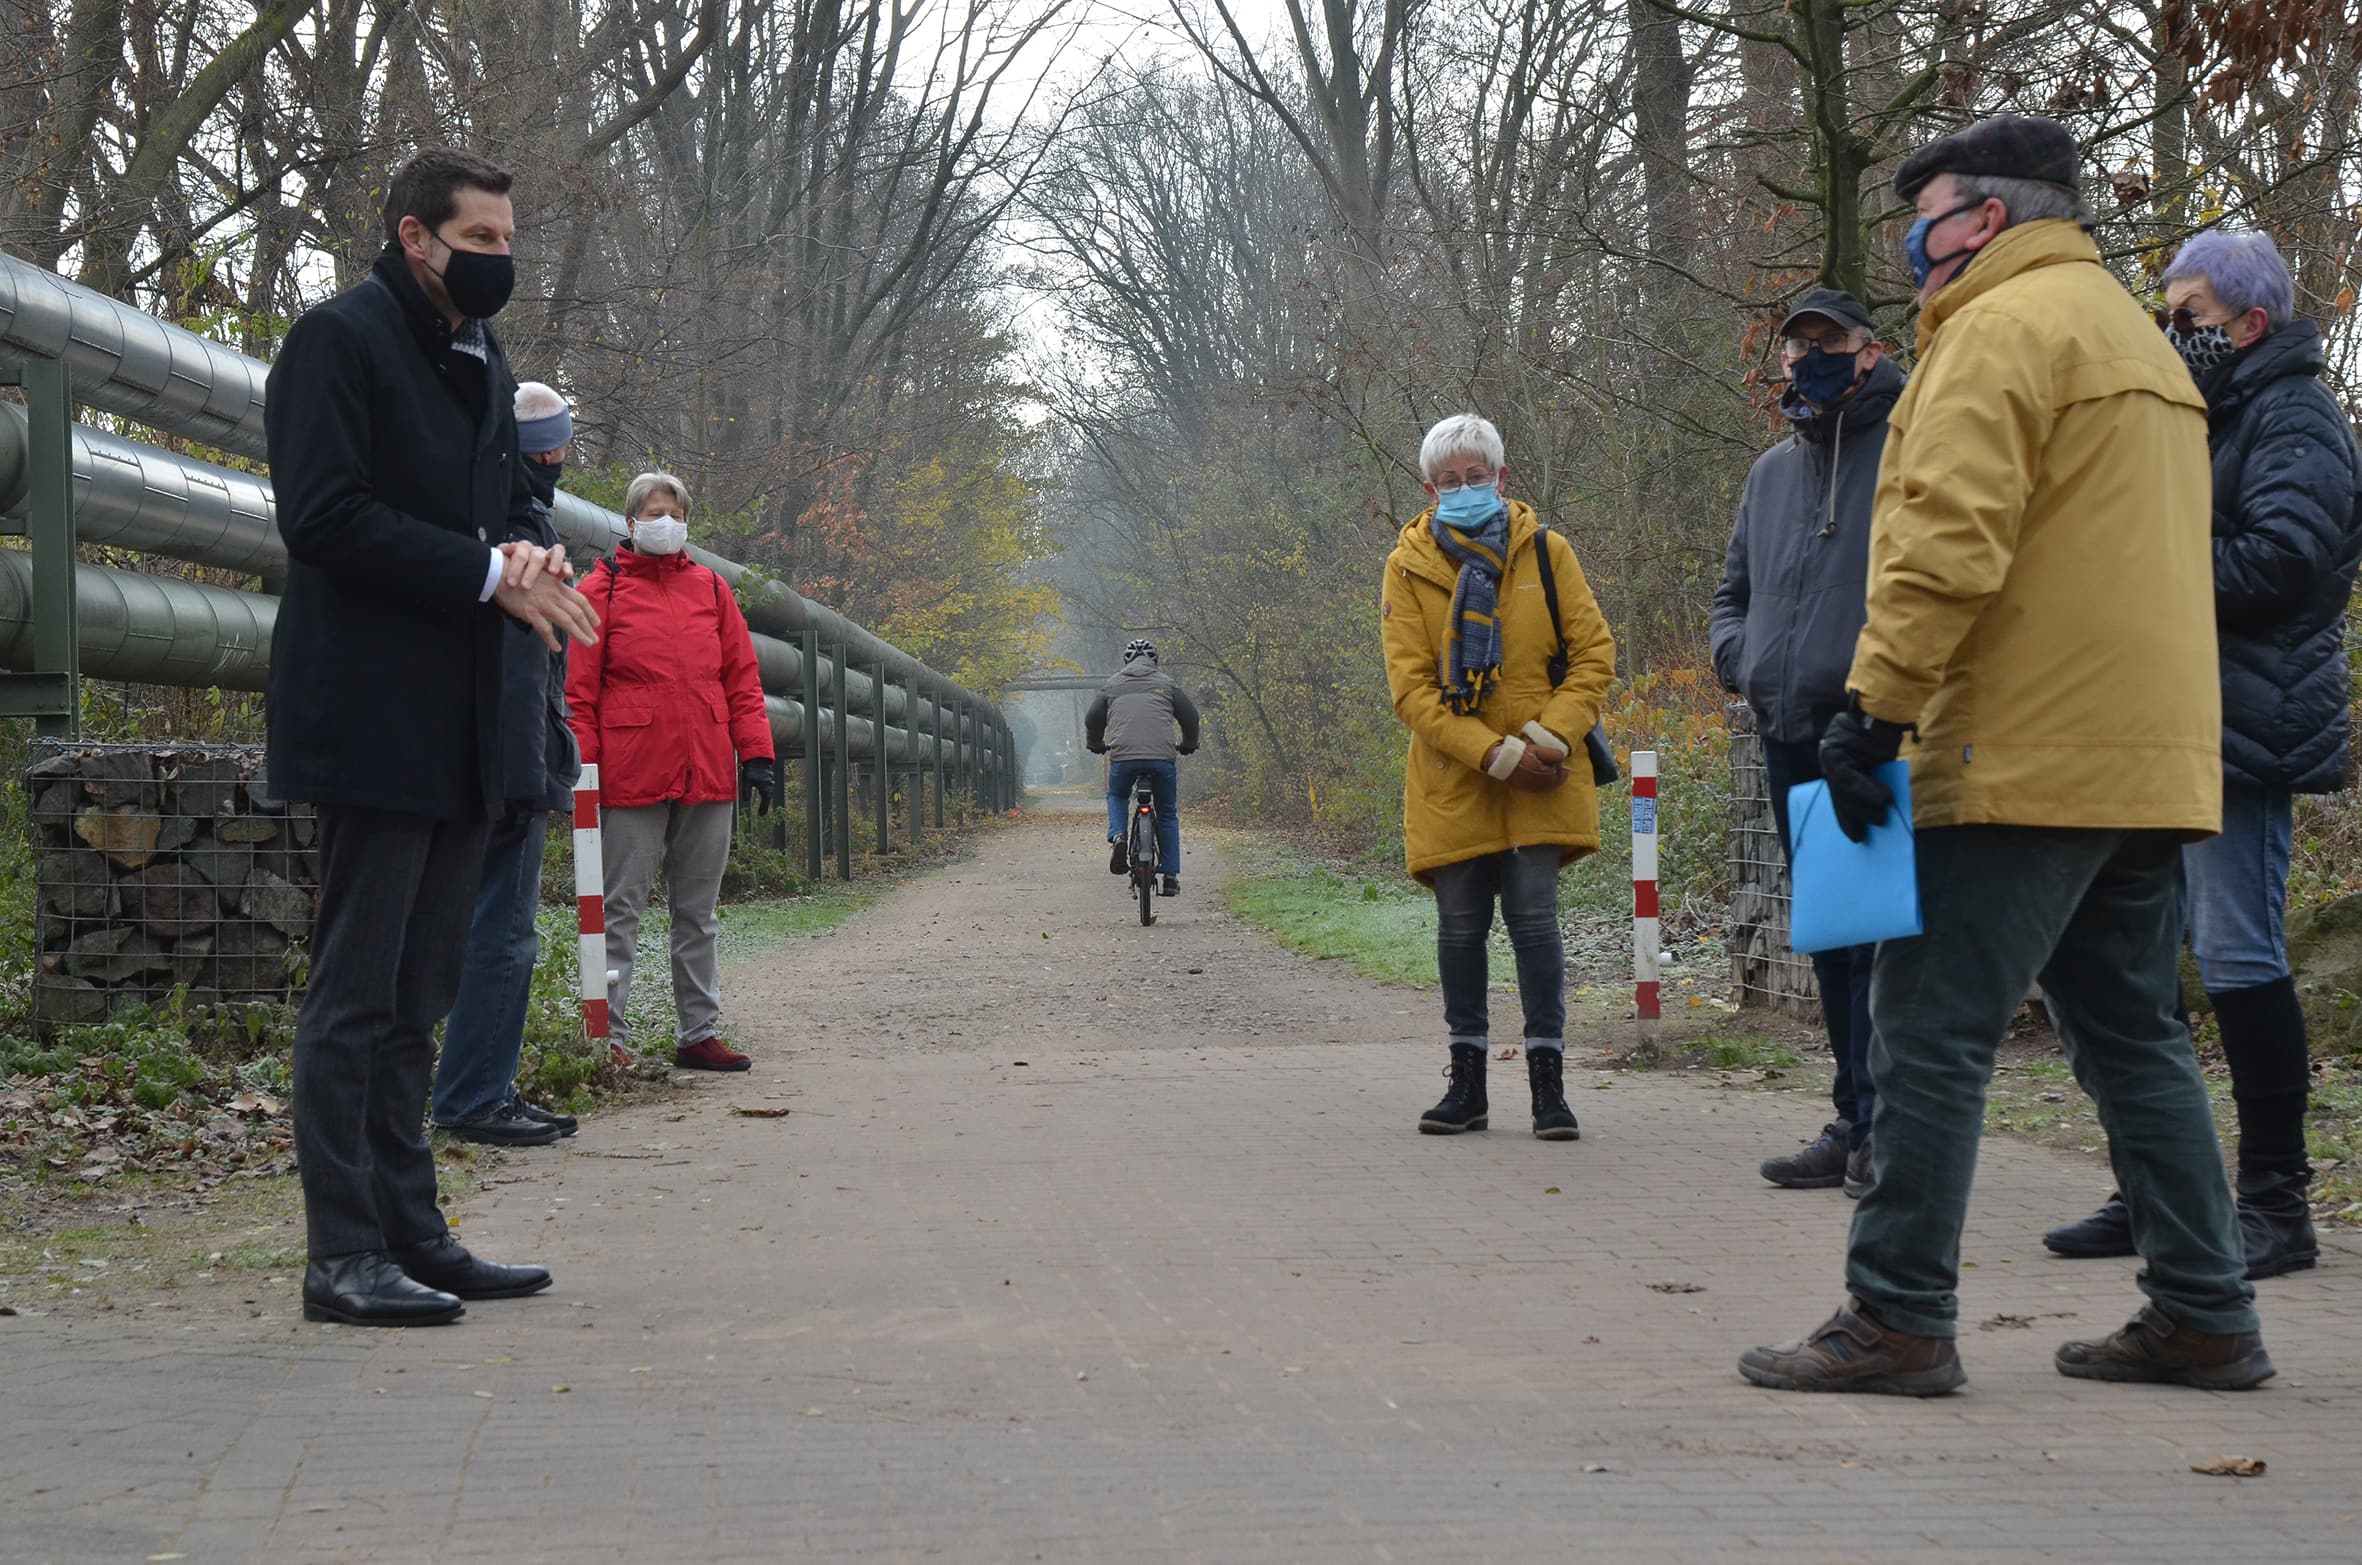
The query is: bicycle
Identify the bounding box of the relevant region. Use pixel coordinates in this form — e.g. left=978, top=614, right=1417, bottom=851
left=1123, top=772, right=1159, bottom=926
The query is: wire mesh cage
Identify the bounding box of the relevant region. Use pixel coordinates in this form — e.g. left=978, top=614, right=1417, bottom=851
left=25, top=741, right=316, bottom=1036
left=1724, top=704, right=1822, bottom=1021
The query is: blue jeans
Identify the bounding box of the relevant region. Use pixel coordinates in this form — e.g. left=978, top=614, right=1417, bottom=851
left=432, top=809, right=548, bottom=1126
left=1431, top=846, right=1565, bottom=1046
left=1106, top=759, right=1180, bottom=879
left=2183, top=780, right=2294, bottom=992
left=1762, top=735, right=1878, bottom=1148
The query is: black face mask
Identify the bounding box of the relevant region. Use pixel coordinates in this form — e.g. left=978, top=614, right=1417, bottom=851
left=428, top=231, right=515, bottom=319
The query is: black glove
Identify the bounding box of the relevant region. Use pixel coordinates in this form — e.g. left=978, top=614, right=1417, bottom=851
left=738, top=758, right=779, bottom=817
left=1177, top=743, right=1197, bottom=756
left=1817, top=703, right=1909, bottom=843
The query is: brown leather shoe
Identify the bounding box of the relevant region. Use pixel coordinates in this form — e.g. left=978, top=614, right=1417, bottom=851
left=2054, top=1305, right=2274, bottom=1390
left=675, top=1036, right=752, bottom=1072
left=1739, top=1298, right=1965, bottom=1396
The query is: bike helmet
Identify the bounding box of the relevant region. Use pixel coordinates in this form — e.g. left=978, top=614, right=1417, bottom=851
left=1123, top=638, right=1157, bottom=664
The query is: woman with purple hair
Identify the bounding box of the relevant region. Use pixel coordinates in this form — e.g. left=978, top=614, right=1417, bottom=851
left=2046, top=229, right=2362, bottom=1278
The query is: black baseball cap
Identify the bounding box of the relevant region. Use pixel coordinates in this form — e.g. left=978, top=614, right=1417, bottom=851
left=1777, top=288, right=1874, bottom=338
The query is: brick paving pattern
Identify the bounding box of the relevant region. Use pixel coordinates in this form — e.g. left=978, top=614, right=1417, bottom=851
left=6, top=807, right=2357, bottom=1563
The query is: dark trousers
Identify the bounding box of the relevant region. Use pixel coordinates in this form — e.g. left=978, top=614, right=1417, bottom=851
left=293, top=806, right=487, bottom=1260
left=1847, top=825, right=2255, bottom=1339
left=432, top=808, right=549, bottom=1127
left=1431, top=846, right=1565, bottom=1045
left=1760, top=736, right=1876, bottom=1147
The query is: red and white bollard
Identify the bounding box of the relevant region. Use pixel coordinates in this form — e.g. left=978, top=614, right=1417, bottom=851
left=572, top=764, right=623, bottom=1063
left=1630, top=749, right=1661, bottom=1038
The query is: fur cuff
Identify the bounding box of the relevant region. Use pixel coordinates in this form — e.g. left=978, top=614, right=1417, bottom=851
left=1485, top=734, right=1528, bottom=780
left=1520, top=721, right=1570, bottom=758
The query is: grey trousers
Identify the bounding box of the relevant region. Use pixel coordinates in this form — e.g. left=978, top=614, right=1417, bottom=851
left=293, top=806, right=485, bottom=1260
left=602, top=799, right=734, bottom=1046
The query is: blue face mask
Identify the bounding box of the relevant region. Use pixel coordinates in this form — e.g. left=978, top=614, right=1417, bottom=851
left=1789, top=346, right=1863, bottom=408
left=1905, top=200, right=1983, bottom=289
left=1433, top=481, right=1503, bottom=528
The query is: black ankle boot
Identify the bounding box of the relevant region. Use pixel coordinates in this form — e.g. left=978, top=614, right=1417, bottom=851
left=2236, top=1165, right=2318, bottom=1280
left=1419, top=1043, right=1489, bottom=1135
left=1527, top=1048, right=1579, bottom=1141
left=2044, top=1192, right=2134, bottom=1258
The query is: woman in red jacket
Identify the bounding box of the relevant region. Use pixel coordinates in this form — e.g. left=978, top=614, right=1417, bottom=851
left=567, top=472, right=778, bottom=1071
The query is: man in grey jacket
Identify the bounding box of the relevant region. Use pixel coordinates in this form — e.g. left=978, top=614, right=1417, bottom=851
left=1086, top=639, right=1201, bottom=896
left=1711, top=288, right=1905, bottom=1198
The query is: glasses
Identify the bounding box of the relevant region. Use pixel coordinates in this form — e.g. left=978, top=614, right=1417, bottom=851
left=2152, top=305, right=2227, bottom=335
left=1433, top=470, right=1495, bottom=491
left=1780, top=334, right=1857, bottom=360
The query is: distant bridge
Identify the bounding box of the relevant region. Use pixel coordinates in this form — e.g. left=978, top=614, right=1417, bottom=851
left=1006, top=673, right=1107, bottom=692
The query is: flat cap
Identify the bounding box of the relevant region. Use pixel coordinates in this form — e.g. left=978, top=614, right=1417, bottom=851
left=1777, top=288, right=1873, bottom=337
left=1895, top=115, right=2080, bottom=203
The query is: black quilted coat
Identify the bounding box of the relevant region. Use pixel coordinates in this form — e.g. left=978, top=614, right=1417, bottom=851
left=2205, top=319, right=2362, bottom=794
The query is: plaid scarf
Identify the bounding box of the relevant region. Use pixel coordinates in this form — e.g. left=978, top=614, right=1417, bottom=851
left=1430, top=501, right=1510, bottom=714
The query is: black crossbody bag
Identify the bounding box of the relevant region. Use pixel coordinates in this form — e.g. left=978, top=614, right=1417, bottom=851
left=1531, top=525, right=1621, bottom=787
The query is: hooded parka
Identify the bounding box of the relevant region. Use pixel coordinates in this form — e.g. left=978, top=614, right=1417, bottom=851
left=1382, top=500, right=1617, bottom=882
left=565, top=545, right=774, bottom=810
left=1712, top=359, right=1907, bottom=743
left=1847, top=220, right=2220, bottom=834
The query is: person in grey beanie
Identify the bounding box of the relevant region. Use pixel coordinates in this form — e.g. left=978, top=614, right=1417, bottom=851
left=429, top=379, right=585, bottom=1146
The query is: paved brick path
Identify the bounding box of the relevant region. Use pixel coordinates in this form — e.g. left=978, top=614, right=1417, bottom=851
left=6, top=807, right=2357, bottom=1563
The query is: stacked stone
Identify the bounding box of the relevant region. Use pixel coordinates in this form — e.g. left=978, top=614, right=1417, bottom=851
left=27, top=745, right=317, bottom=1033
left=1723, top=704, right=1820, bottom=1021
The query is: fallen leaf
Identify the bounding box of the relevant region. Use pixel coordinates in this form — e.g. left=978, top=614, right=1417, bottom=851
left=731, top=1105, right=792, bottom=1119
left=471, top=1390, right=493, bottom=1400
left=1582, top=1462, right=1609, bottom=1474
left=1980, top=1313, right=2033, bottom=1331
left=1494, top=1046, right=1521, bottom=1062
left=801, top=1407, right=825, bottom=1417
left=1543, top=1186, right=1562, bottom=1195
left=551, top=1385, right=571, bottom=1394
left=1647, top=1281, right=1705, bottom=1294
left=2191, top=1456, right=2265, bottom=1478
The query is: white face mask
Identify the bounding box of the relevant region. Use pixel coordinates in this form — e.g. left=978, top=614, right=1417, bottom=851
left=633, top=516, right=688, bottom=555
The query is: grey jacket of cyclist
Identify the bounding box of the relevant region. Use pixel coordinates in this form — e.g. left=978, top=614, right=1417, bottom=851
left=1085, top=660, right=1201, bottom=762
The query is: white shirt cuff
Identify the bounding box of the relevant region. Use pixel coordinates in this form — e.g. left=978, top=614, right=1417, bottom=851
left=479, top=548, right=504, bottom=603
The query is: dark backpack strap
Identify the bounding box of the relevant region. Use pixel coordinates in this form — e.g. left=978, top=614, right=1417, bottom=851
left=1533, top=525, right=1620, bottom=786
left=1532, top=525, right=1570, bottom=686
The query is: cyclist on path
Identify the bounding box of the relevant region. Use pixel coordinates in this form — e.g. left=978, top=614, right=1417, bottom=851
left=1086, top=639, right=1200, bottom=898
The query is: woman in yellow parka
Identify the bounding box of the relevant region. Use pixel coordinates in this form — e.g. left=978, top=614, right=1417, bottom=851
left=1382, top=414, right=1618, bottom=1140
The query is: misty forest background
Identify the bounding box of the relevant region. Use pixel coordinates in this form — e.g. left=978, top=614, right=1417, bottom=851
left=4, top=0, right=2361, bottom=934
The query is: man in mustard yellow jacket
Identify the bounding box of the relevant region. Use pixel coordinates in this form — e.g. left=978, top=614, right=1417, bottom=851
left=1382, top=414, right=1617, bottom=1140
left=1740, top=118, right=2268, bottom=1397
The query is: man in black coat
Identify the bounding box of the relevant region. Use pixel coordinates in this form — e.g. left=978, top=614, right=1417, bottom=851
left=1711, top=288, right=1905, bottom=1200
left=2046, top=230, right=2362, bottom=1280
left=267, top=149, right=600, bottom=1327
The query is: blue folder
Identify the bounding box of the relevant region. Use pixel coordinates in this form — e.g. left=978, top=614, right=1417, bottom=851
left=1786, top=761, right=1921, bottom=954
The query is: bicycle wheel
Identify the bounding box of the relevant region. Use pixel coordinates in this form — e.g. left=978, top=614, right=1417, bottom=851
left=1137, top=866, right=1154, bottom=926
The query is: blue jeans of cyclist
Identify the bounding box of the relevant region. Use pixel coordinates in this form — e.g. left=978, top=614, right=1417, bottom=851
left=1431, top=846, right=1564, bottom=1049
left=1106, top=758, right=1180, bottom=880
left=432, top=808, right=548, bottom=1127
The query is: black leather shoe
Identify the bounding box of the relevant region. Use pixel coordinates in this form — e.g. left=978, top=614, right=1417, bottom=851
left=303, top=1252, right=464, bottom=1327
left=1158, top=875, right=1180, bottom=897
left=509, top=1094, right=578, bottom=1137
left=2043, top=1192, right=2135, bottom=1258
left=390, top=1234, right=554, bottom=1301
left=1109, top=839, right=1128, bottom=875
left=437, top=1100, right=563, bottom=1148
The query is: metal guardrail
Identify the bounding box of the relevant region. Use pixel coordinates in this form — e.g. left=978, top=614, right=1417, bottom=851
left=0, top=248, right=1018, bottom=868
